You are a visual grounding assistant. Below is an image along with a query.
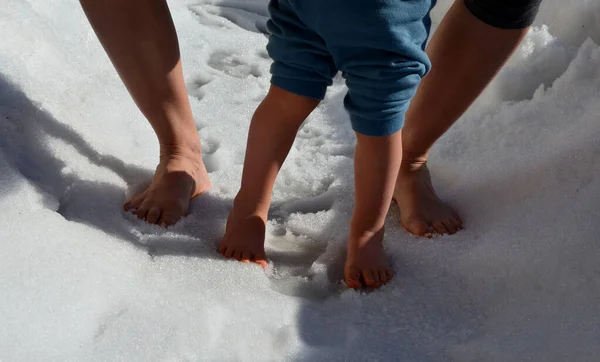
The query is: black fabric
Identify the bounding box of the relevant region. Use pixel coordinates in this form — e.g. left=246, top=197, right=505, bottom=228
left=464, top=0, right=542, bottom=29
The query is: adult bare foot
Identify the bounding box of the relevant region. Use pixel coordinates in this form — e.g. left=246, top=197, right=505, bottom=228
left=344, top=228, right=393, bottom=289
left=218, top=201, right=268, bottom=267
left=394, top=161, right=462, bottom=237
left=124, top=142, right=211, bottom=226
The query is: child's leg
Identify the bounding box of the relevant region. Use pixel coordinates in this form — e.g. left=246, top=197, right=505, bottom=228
left=345, top=131, right=403, bottom=289
left=218, top=0, right=336, bottom=266
left=218, top=86, right=319, bottom=266
left=314, top=0, right=434, bottom=288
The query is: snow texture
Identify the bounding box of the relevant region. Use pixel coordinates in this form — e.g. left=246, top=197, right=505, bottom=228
left=1, top=0, right=599, bottom=361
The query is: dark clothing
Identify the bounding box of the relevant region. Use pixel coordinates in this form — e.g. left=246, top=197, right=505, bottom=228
left=465, top=0, right=542, bottom=29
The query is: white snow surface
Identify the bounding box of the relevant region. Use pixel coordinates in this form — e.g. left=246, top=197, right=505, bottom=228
left=1, top=0, right=600, bottom=361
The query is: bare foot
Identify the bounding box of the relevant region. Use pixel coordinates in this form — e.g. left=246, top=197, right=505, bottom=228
left=218, top=203, right=268, bottom=267
left=344, top=229, right=393, bottom=289
left=124, top=142, right=211, bottom=226
left=394, top=162, right=462, bottom=237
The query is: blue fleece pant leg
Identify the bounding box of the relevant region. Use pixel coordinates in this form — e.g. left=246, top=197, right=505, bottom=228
left=315, top=0, right=434, bottom=136
left=266, top=0, right=434, bottom=136
left=266, top=0, right=337, bottom=100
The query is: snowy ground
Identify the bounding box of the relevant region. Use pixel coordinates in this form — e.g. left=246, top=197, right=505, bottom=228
left=1, top=0, right=600, bottom=361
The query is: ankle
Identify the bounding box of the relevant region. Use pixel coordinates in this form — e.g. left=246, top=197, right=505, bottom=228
left=232, top=193, right=269, bottom=219
left=348, top=226, right=385, bottom=249
left=349, top=217, right=385, bottom=237
left=400, top=154, right=429, bottom=173
left=399, top=137, right=430, bottom=170
left=159, top=138, right=202, bottom=159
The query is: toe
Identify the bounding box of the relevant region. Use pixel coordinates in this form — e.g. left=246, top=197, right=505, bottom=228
left=135, top=207, right=150, bottom=220
left=224, top=247, right=235, bottom=258
left=451, top=215, right=463, bottom=230
left=240, top=252, right=251, bottom=263
left=385, top=269, right=394, bottom=283
left=344, top=266, right=362, bottom=289
left=452, top=211, right=463, bottom=225
left=378, top=270, right=388, bottom=285
left=403, top=217, right=435, bottom=237
left=442, top=219, right=457, bottom=234
left=124, top=195, right=144, bottom=212
left=159, top=212, right=180, bottom=227
left=362, top=269, right=377, bottom=288
left=232, top=250, right=243, bottom=261
left=371, top=269, right=382, bottom=288
left=432, top=221, right=448, bottom=235
left=146, top=207, right=162, bottom=225
left=253, top=252, right=268, bottom=268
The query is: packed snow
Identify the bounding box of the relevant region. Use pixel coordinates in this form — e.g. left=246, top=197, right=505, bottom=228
left=1, top=0, right=599, bottom=360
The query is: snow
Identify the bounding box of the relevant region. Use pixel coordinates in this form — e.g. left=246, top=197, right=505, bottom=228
left=1, top=0, right=599, bottom=360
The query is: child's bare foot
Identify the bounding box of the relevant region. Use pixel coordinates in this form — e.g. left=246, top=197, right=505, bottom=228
left=394, top=162, right=462, bottom=237
left=218, top=202, right=268, bottom=267
left=124, top=142, right=211, bottom=226
left=344, top=228, right=393, bottom=289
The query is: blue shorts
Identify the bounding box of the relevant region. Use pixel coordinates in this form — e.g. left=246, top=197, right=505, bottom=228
left=266, top=0, right=435, bottom=137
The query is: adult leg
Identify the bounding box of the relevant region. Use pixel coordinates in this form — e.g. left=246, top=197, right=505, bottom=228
left=395, top=0, right=531, bottom=236
left=80, top=0, right=211, bottom=226
left=345, top=131, right=402, bottom=289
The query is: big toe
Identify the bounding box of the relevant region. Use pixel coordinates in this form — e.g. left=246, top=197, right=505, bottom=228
left=124, top=193, right=145, bottom=211
left=254, top=258, right=268, bottom=268
left=402, top=216, right=434, bottom=238
left=344, top=266, right=362, bottom=289
left=251, top=252, right=268, bottom=268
